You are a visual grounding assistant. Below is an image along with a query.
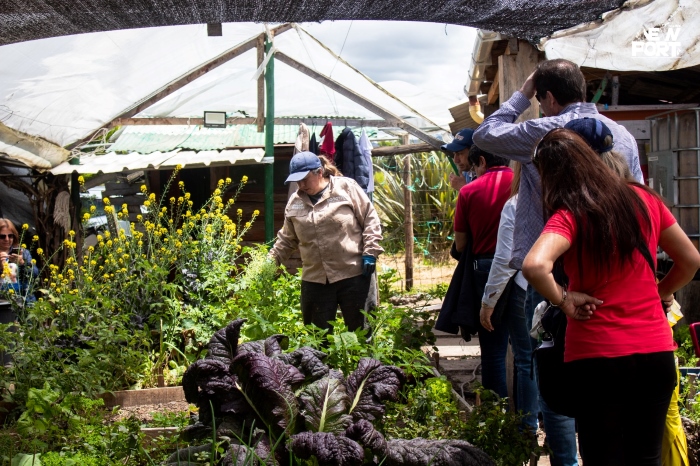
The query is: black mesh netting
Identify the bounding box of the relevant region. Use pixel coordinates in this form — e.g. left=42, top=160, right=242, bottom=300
left=0, top=0, right=624, bottom=46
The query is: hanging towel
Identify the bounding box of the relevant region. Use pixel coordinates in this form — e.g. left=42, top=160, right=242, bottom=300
left=294, top=123, right=310, bottom=154
left=319, top=122, right=336, bottom=160
left=358, top=129, right=374, bottom=195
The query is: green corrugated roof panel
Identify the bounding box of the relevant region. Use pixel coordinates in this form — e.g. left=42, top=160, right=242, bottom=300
left=110, top=125, right=379, bottom=154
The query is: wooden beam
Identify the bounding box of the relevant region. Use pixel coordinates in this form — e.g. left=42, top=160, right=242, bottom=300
left=68, top=24, right=294, bottom=150
left=273, top=52, right=444, bottom=149
left=371, top=143, right=434, bottom=157
left=506, top=38, right=519, bottom=55
left=487, top=69, right=500, bottom=105
left=112, top=117, right=392, bottom=127
left=257, top=34, right=265, bottom=133
left=498, top=40, right=540, bottom=123
left=401, top=133, right=413, bottom=291
left=83, top=173, right=119, bottom=190
left=611, top=75, right=620, bottom=106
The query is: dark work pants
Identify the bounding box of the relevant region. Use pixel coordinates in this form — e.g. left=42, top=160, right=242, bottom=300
left=301, top=274, right=371, bottom=332
left=569, top=351, right=676, bottom=466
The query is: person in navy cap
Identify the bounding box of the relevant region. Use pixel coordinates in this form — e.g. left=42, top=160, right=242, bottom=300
left=442, top=128, right=475, bottom=191
left=268, top=152, right=383, bottom=333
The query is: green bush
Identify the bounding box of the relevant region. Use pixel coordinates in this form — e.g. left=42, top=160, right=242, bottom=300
left=0, top=171, right=259, bottom=410
left=373, top=151, right=456, bottom=256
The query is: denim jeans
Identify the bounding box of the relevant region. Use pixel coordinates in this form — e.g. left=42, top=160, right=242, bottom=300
left=474, top=258, right=510, bottom=398
left=526, top=286, right=579, bottom=466
left=506, top=284, right=539, bottom=432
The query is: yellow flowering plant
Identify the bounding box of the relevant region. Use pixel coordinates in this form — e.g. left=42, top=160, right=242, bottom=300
left=0, top=172, right=258, bottom=406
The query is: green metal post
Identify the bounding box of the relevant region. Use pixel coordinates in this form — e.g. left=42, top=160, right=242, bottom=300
left=264, top=36, right=275, bottom=243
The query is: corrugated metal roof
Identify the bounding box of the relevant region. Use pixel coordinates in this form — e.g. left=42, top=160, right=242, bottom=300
left=50, top=148, right=267, bottom=175
left=109, top=125, right=380, bottom=153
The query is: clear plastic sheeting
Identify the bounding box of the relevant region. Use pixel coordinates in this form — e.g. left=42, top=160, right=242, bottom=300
left=0, top=23, right=454, bottom=149
left=541, top=0, right=700, bottom=71
left=0, top=24, right=263, bottom=147
left=50, top=148, right=266, bottom=175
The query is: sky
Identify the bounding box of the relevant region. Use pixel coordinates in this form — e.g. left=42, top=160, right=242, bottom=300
left=301, top=21, right=477, bottom=105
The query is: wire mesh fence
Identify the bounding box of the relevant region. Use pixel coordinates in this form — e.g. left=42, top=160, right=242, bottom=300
left=373, top=150, right=457, bottom=291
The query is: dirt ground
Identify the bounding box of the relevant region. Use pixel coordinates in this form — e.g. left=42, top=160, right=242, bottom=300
left=109, top=401, right=191, bottom=424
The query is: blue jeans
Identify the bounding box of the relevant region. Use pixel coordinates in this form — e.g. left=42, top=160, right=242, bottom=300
left=474, top=258, right=509, bottom=399
left=507, top=284, right=539, bottom=432
left=526, top=286, right=579, bottom=466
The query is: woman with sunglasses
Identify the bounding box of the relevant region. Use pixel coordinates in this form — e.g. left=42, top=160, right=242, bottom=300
left=522, top=129, right=700, bottom=465
left=0, top=218, right=38, bottom=304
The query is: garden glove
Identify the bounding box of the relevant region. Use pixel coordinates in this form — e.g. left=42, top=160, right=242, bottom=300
left=362, top=255, right=376, bottom=277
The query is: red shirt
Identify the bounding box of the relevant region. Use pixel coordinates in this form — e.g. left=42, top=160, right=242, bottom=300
left=542, top=186, right=677, bottom=362
left=454, top=167, right=513, bottom=255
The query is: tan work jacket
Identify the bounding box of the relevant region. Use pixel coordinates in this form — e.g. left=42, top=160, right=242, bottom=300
left=269, top=176, right=383, bottom=284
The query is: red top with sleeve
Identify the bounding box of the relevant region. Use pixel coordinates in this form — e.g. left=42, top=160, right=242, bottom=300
left=454, top=166, right=513, bottom=256
left=542, top=186, right=676, bottom=362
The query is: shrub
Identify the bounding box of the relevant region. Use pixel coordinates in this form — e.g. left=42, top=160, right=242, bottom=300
left=0, top=169, right=258, bottom=409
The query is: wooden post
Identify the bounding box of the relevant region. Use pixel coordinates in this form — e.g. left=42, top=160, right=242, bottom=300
left=402, top=134, right=414, bottom=291
left=256, top=34, right=265, bottom=133
left=497, top=40, right=540, bottom=122
left=264, top=32, right=275, bottom=243
left=611, top=76, right=620, bottom=106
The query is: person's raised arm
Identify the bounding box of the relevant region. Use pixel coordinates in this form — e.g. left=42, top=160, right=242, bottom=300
left=473, top=73, right=555, bottom=163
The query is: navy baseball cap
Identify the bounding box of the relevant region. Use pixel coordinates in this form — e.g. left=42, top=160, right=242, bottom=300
left=285, top=151, right=322, bottom=184
left=441, top=128, right=474, bottom=152
left=564, top=118, right=614, bottom=154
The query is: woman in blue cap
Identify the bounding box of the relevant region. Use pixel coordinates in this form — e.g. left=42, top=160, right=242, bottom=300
left=268, top=152, right=383, bottom=332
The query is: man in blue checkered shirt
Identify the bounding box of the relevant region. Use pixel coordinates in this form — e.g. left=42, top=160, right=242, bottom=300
left=473, top=58, right=642, bottom=466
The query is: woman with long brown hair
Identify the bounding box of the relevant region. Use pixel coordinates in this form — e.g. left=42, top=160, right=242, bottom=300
left=522, top=129, right=700, bottom=465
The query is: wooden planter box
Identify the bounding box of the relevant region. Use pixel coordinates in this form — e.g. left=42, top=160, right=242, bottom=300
left=99, top=386, right=186, bottom=409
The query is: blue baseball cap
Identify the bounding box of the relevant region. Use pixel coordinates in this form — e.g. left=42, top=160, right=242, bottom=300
left=285, top=151, right=322, bottom=184
left=564, top=118, right=614, bottom=154
left=441, top=128, right=474, bottom=152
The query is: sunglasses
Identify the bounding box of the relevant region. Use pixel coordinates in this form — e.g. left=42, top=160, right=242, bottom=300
left=535, top=92, right=543, bottom=102
left=0, top=234, right=14, bottom=240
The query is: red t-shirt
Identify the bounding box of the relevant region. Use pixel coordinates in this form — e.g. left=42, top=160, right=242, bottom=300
left=542, top=186, right=677, bottom=362
left=454, top=167, right=513, bottom=255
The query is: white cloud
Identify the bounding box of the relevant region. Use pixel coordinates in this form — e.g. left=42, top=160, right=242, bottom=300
left=300, top=21, right=477, bottom=103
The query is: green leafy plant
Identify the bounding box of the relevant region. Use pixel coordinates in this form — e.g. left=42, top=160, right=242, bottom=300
left=0, top=170, right=259, bottom=412
left=175, top=319, right=495, bottom=466
left=373, top=152, right=456, bottom=257
left=674, top=324, right=699, bottom=367
left=381, top=377, right=466, bottom=440
left=378, top=267, right=401, bottom=302
left=463, top=388, right=541, bottom=466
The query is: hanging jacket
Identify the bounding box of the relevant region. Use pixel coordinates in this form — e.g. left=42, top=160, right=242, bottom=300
left=334, top=128, right=370, bottom=193
left=435, top=240, right=479, bottom=341
left=309, top=133, right=319, bottom=155
left=319, top=122, right=335, bottom=160
left=358, top=128, right=374, bottom=194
